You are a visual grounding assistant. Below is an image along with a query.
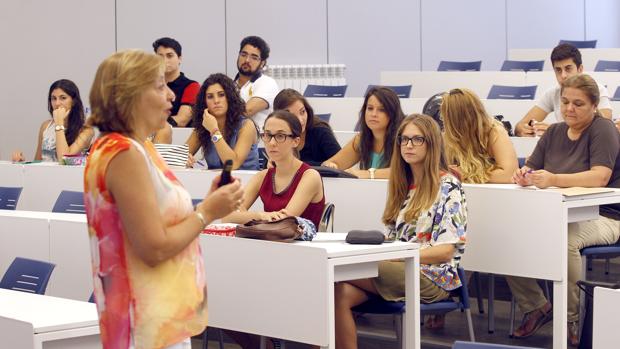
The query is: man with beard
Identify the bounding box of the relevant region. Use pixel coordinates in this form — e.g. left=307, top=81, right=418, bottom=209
left=234, top=36, right=279, bottom=128
left=153, top=37, right=200, bottom=128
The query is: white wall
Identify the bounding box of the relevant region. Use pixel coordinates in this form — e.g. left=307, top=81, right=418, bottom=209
left=1, top=0, right=619, bottom=160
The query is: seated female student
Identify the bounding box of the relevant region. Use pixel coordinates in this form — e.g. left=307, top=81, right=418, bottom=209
left=185, top=73, right=259, bottom=170
left=508, top=74, right=620, bottom=346
left=321, top=86, right=404, bottom=179
left=224, top=110, right=325, bottom=227
left=334, top=114, right=467, bottom=349
left=273, top=88, right=341, bottom=165
left=12, top=79, right=94, bottom=162
left=441, top=88, right=518, bottom=183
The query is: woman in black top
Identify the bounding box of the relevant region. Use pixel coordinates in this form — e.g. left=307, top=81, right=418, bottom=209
left=273, top=89, right=341, bottom=165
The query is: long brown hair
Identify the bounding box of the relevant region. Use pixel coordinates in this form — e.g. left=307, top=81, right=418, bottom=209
left=382, top=114, right=449, bottom=225
left=441, top=88, right=500, bottom=183
left=273, top=88, right=331, bottom=134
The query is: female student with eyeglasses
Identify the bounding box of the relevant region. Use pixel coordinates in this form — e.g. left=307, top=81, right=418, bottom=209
left=224, top=110, right=325, bottom=227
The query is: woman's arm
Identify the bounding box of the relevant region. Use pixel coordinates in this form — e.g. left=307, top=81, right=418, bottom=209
left=213, top=120, right=257, bottom=170
left=529, top=166, right=612, bottom=188
left=321, top=135, right=360, bottom=169
left=185, top=130, right=201, bottom=155
left=153, top=124, right=172, bottom=144
left=55, top=127, right=95, bottom=159
left=106, top=145, right=243, bottom=267
left=34, top=120, right=50, bottom=161
left=281, top=169, right=323, bottom=216
left=222, top=170, right=269, bottom=223
left=487, top=125, right=518, bottom=183
left=420, top=244, right=456, bottom=265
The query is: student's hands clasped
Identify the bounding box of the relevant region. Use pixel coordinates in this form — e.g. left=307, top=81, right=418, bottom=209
left=518, top=120, right=549, bottom=137
left=512, top=166, right=556, bottom=188
left=198, top=175, right=244, bottom=220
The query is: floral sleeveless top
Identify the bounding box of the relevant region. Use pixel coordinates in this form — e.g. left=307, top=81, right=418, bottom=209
left=84, top=133, right=208, bottom=349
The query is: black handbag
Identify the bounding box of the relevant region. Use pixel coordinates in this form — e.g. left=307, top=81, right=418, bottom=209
left=345, top=230, right=385, bottom=244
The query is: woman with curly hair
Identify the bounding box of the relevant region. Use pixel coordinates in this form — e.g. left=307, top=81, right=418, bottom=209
left=12, top=79, right=94, bottom=162
left=185, top=73, right=259, bottom=169
left=441, top=88, right=517, bottom=183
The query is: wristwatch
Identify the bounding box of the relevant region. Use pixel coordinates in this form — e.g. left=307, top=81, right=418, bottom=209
left=368, top=168, right=376, bottom=180
left=55, top=125, right=65, bottom=132
left=211, top=131, right=223, bottom=143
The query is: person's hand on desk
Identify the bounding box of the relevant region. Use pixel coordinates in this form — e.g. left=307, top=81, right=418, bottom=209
left=186, top=153, right=196, bottom=168
left=198, top=176, right=245, bottom=220
left=532, top=122, right=549, bottom=137
left=512, top=166, right=533, bottom=186
left=11, top=150, right=25, bottom=162
left=345, top=168, right=369, bottom=179
left=321, top=161, right=338, bottom=169
left=527, top=170, right=557, bottom=189
left=259, top=210, right=289, bottom=221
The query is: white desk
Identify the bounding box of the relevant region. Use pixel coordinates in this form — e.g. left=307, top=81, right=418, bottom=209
left=201, top=233, right=420, bottom=349
left=0, top=289, right=99, bottom=349
left=460, top=184, right=620, bottom=349
left=593, top=286, right=620, bottom=349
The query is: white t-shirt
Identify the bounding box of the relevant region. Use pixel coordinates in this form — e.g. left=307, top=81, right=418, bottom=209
left=236, top=73, right=279, bottom=128
left=536, top=82, right=612, bottom=122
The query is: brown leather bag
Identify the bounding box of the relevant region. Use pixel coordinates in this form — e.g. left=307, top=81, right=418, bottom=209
left=235, top=216, right=303, bottom=242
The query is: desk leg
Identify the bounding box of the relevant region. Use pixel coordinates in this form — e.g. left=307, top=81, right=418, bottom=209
left=404, top=250, right=420, bottom=349
left=326, top=268, right=335, bottom=349
left=553, top=280, right=568, bottom=349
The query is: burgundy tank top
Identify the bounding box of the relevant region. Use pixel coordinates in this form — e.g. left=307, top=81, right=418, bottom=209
left=258, top=162, right=325, bottom=228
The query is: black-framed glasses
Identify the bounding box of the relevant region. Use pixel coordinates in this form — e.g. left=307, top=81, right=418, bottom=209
left=397, top=135, right=425, bottom=147
left=260, top=132, right=295, bottom=143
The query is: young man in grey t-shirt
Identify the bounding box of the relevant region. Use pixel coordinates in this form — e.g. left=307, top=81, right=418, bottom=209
left=514, top=44, right=612, bottom=137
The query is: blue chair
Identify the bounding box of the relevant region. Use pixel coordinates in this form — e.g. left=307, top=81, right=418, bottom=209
left=192, top=198, right=202, bottom=207
left=613, top=87, right=620, bottom=101
left=581, top=241, right=620, bottom=275
left=352, top=267, right=475, bottom=347
left=366, top=85, right=412, bottom=98
left=594, top=60, right=620, bottom=72
left=316, top=113, right=332, bottom=123
left=487, top=85, right=537, bottom=100
left=318, top=202, right=335, bottom=232
left=559, top=39, right=597, bottom=48
left=0, top=257, right=55, bottom=294
left=453, top=341, right=543, bottom=349
left=52, top=190, right=86, bottom=214
left=500, top=60, right=544, bottom=72
left=303, top=84, right=347, bottom=98
left=438, top=61, right=482, bottom=71
left=0, top=186, right=23, bottom=210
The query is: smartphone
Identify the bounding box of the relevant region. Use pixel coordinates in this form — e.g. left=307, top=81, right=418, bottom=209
left=218, top=159, right=233, bottom=187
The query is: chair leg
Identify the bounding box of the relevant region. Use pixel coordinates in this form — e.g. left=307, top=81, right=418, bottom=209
left=605, top=258, right=610, bottom=275
left=587, top=256, right=593, bottom=271
left=396, top=312, right=404, bottom=349
left=260, top=336, right=267, bottom=349
left=465, top=308, right=476, bottom=342
left=218, top=329, right=225, bottom=349
left=473, top=272, right=485, bottom=314
left=488, top=274, right=495, bottom=334
left=509, top=297, right=516, bottom=338
left=202, top=328, right=208, bottom=349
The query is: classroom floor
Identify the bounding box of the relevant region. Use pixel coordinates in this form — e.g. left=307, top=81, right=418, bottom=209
left=195, top=258, right=620, bottom=349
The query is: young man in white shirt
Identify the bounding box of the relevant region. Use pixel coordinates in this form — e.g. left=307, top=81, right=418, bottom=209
left=233, top=36, right=279, bottom=129
left=515, top=43, right=612, bottom=137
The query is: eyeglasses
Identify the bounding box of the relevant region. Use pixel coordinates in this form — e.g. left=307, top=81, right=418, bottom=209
left=260, top=132, right=295, bottom=143
left=397, top=135, right=425, bottom=147
left=239, top=51, right=261, bottom=63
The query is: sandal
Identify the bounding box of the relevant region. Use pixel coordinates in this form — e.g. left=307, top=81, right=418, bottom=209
left=424, top=314, right=446, bottom=330
left=513, top=302, right=553, bottom=338
left=568, top=321, right=579, bottom=347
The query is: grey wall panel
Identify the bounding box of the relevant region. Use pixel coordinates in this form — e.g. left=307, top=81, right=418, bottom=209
left=225, top=0, right=328, bottom=76
left=0, top=1, right=115, bottom=160
left=507, top=0, right=585, bottom=49
left=585, top=0, right=620, bottom=48
left=328, top=0, right=422, bottom=97
left=116, top=0, right=226, bottom=85
left=420, top=0, right=506, bottom=71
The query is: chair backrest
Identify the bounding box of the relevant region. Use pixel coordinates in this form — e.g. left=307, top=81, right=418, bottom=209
left=303, top=84, right=347, bottom=98
left=366, top=85, right=412, bottom=98
left=52, top=190, right=86, bottom=214
left=453, top=341, right=544, bottom=348
left=437, top=61, right=482, bottom=72
left=500, top=60, right=544, bottom=72
left=559, top=39, right=597, bottom=48
left=487, top=85, right=537, bottom=100
left=258, top=147, right=268, bottom=169
left=318, top=202, right=335, bottom=232
left=0, top=186, right=23, bottom=210
left=316, top=113, right=332, bottom=123
left=594, top=60, right=620, bottom=72
left=0, top=257, right=56, bottom=294
left=613, top=86, right=620, bottom=102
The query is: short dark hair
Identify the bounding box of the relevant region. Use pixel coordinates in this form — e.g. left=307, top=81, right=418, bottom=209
left=152, top=37, right=182, bottom=57
left=550, top=43, right=582, bottom=67
left=240, top=36, right=270, bottom=60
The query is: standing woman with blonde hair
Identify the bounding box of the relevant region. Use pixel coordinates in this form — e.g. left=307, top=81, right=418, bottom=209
left=85, top=50, right=244, bottom=349
left=334, top=114, right=467, bottom=349
left=441, top=88, right=518, bottom=183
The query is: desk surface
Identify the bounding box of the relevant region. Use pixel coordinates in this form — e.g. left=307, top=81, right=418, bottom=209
left=0, top=289, right=98, bottom=334
left=296, top=233, right=418, bottom=258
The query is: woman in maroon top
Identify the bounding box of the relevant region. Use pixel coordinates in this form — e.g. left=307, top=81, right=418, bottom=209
left=224, top=110, right=325, bottom=228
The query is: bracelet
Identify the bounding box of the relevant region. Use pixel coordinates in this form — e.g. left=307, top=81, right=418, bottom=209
left=195, top=211, right=207, bottom=229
